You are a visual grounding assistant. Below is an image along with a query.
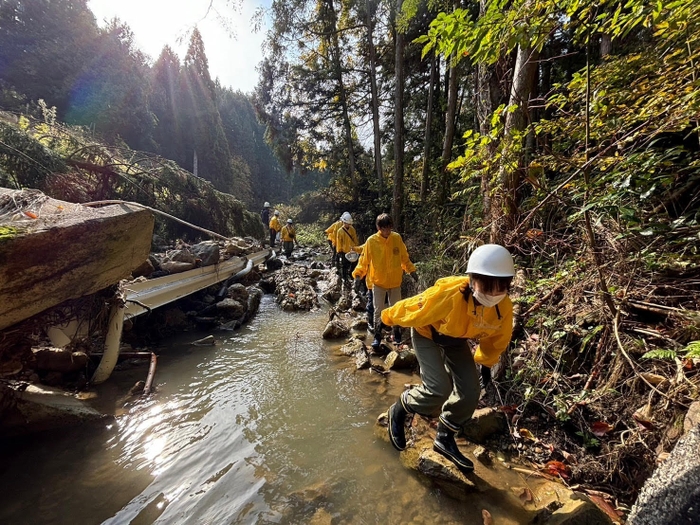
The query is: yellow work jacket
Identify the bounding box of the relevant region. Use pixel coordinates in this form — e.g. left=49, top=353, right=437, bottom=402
left=381, top=276, right=513, bottom=367
left=325, top=221, right=342, bottom=245
left=281, top=225, right=296, bottom=242
left=335, top=224, right=358, bottom=253
left=355, top=244, right=374, bottom=289
left=269, top=216, right=282, bottom=232
left=352, top=231, right=415, bottom=289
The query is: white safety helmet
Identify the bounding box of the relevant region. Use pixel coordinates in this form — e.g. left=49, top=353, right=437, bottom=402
left=274, top=210, right=280, bottom=216
left=340, top=211, right=353, bottom=224
left=466, top=244, right=515, bottom=277
left=287, top=218, right=293, bottom=224
left=345, top=251, right=359, bottom=262
left=264, top=201, right=270, bottom=208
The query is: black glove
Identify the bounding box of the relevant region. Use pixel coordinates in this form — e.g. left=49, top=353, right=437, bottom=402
left=479, top=365, right=492, bottom=390
left=410, top=271, right=418, bottom=282
left=353, top=277, right=362, bottom=292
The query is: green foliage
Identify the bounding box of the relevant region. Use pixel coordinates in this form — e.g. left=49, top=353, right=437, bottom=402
left=641, top=349, right=678, bottom=360
left=0, top=122, right=67, bottom=188
left=683, top=341, right=700, bottom=359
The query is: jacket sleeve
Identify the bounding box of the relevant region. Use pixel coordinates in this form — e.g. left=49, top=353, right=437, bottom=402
left=473, top=307, right=513, bottom=367
left=352, top=245, right=368, bottom=279
left=399, top=239, right=416, bottom=274
left=381, top=284, right=453, bottom=327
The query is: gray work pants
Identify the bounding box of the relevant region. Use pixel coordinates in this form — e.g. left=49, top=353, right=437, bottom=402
left=373, top=285, right=401, bottom=329
left=403, top=329, right=480, bottom=428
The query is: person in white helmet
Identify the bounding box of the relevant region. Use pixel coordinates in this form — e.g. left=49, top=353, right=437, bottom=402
left=335, top=212, right=359, bottom=284
left=280, top=218, right=298, bottom=257
left=260, top=202, right=271, bottom=246
left=269, top=210, right=282, bottom=247
left=380, top=244, right=515, bottom=474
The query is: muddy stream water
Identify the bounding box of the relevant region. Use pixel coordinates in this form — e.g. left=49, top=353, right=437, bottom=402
left=0, top=296, right=545, bottom=524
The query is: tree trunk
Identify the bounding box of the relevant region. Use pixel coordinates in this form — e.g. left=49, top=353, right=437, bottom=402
left=366, top=0, right=383, bottom=199
left=420, top=53, right=437, bottom=202
left=492, top=45, right=538, bottom=244
left=439, top=56, right=459, bottom=206
left=392, top=0, right=405, bottom=229
left=325, top=0, right=357, bottom=201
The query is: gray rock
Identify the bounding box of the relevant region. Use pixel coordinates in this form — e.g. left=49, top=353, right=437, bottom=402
left=132, top=258, right=155, bottom=278
left=339, top=339, right=365, bottom=356
left=227, top=283, right=249, bottom=303
left=161, top=261, right=195, bottom=274
left=242, top=286, right=263, bottom=323
left=461, top=407, right=507, bottom=443
left=684, top=401, right=700, bottom=433
left=627, top=423, right=700, bottom=525
left=355, top=349, right=370, bottom=369
left=32, top=347, right=88, bottom=373
left=323, top=319, right=350, bottom=339
left=167, top=248, right=196, bottom=264
left=216, top=298, right=246, bottom=319
left=384, top=348, right=418, bottom=370
left=191, top=241, right=220, bottom=266
left=1, top=382, right=107, bottom=438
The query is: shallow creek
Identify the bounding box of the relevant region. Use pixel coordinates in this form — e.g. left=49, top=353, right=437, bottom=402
left=0, top=296, right=548, bottom=524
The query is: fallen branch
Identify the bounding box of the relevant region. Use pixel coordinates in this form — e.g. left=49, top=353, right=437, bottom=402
left=523, top=285, right=563, bottom=316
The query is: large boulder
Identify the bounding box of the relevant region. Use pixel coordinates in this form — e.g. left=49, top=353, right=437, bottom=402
left=191, top=241, right=220, bottom=266
left=216, top=298, right=246, bottom=320
left=0, top=382, right=107, bottom=438
left=627, top=423, right=700, bottom=525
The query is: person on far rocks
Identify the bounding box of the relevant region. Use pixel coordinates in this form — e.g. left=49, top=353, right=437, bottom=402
left=335, top=212, right=359, bottom=285
left=381, top=244, right=515, bottom=474
left=280, top=218, right=298, bottom=257
left=260, top=202, right=271, bottom=245
left=325, top=215, right=343, bottom=264
left=352, top=213, right=416, bottom=349
left=269, top=210, right=282, bottom=248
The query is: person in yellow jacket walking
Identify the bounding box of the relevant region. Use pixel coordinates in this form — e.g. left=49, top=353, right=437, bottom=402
left=324, top=216, right=343, bottom=264
left=335, top=212, right=359, bottom=285
left=381, top=244, right=515, bottom=474
left=280, top=218, right=298, bottom=257
left=269, top=211, right=282, bottom=247
left=353, top=213, right=416, bottom=348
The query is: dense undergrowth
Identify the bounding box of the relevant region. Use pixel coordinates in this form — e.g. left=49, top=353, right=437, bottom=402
left=0, top=111, right=263, bottom=240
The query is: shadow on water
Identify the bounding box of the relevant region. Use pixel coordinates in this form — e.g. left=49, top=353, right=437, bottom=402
left=0, top=295, right=539, bottom=524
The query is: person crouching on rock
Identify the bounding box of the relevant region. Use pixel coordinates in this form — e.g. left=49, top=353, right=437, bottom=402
left=281, top=218, right=297, bottom=257
left=381, top=244, right=515, bottom=474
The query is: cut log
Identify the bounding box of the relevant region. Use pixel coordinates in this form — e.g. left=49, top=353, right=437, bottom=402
left=0, top=189, right=154, bottom=330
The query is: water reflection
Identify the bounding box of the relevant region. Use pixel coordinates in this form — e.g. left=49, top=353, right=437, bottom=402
left=0, top=295, right=536, bottom=525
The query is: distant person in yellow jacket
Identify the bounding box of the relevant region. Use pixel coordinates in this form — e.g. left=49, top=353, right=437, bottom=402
left=325, top=216, right=343, bottom=264
left=335, top=212, right=359, bottom=284
left=269, top=211, right=282, bottom=247
left=381, top=244, right=515, bottom=474
left=352, top=213, right=416, bottom=348
left=280, top=218, right=298, bottom=257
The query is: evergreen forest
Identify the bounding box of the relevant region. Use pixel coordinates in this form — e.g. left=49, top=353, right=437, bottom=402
left=1, top=0, right=700, bottom=514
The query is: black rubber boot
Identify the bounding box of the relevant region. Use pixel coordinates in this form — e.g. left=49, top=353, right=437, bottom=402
left=392, top=326, right=402, bottom=345
left=388, top=395, right=411, bottom=451
left=371, top=322, right=383, bottom=350
left=433, top=421, right=474, bottom=473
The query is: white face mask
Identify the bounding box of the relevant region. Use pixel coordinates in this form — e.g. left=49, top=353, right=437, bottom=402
left=473, top=290, right=506, bottom=307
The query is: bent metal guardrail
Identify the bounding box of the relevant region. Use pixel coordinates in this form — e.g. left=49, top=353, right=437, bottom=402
left=92, top=249, right=272, bottom=384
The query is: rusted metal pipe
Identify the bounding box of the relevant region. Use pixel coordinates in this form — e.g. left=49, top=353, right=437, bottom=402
left=143, top=352, right=157, bottom=396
